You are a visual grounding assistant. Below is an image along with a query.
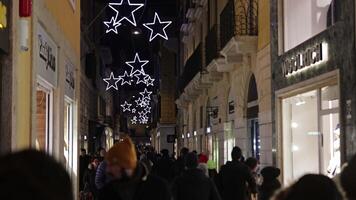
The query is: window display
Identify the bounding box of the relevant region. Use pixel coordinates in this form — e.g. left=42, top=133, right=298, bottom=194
left=282, top=84, right=340, bottom=184
left=284, top=0, right=333, bottom=51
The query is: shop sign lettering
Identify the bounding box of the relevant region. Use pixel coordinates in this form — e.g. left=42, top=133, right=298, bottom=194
left=38, top=34, right=56, bottom=72
left=282, top=43, right=327, bottom=77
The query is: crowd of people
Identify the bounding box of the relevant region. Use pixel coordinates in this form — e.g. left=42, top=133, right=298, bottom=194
left=0, top=136, right=355, bottom=200
left=77, top=136, right=356, bottom=200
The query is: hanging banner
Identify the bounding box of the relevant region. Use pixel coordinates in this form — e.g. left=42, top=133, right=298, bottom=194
left=37, top=24, right=58, bottom=87
left=0, top=0, right=9, bottom=53
left=65, top=59, right=75, bottom=99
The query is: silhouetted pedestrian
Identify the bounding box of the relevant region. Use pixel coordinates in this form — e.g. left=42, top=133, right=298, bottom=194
left=258, top=167, right=281, bottom=200
left=341, top=154, right=356, bottom=200
left=216, top=146, right=257, bottom=200
left=98, top=137, right=171, bottom=200
left=172, top=152, right=221, bottom=200
left=0, top=150, right=73, bottom=200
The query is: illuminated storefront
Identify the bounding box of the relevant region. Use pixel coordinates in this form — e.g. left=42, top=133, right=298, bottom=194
left=272, top=0, right=356, bottom=185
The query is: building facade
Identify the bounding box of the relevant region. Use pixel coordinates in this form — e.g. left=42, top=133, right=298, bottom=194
left=271, top=0, right=356, bottom=185
left=176, top=0, right=273, bottom=169
left=0, top=0, right=82, bottom=197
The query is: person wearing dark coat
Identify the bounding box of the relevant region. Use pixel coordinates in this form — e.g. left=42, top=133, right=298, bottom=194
left=80, top=148, right=91, bottom=191
left=280, top=174, right=341, bottom=200
left=83, top=162, right=99, bottom=199
left=216, top=146, right=257, bottom=200
left=341, top=154, right=356, bottom=200
left=172, top=147, right=189, bottom=178
left=258, top=167, right=281, bottom=200
left=152, top=149, right=174, bottom=182
left=0, top=150, right=73, bottom=200
left=98, top=137, right=171, bottom=200
left=172, top=152, right=221, bottom=200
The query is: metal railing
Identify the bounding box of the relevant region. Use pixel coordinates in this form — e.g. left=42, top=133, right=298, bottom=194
left=178, top=44, right=203, bottom=93
left=205, top=24, right=219, bottom=66
left=220, top=0, right=258, bottom=48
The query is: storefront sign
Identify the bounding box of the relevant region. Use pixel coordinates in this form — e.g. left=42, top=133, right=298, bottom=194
left=65, top=59, right=75, bottom=99
left=229, top=101, right=235, bottom=114
left=0, top=0, right=9, bottom=53
left=37, top=24, right=58, bottom=87
left=282, top=43, right=327, bottom=77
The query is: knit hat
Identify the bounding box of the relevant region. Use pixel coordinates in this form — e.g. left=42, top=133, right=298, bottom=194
left=106, top=137, right=137, bottom=170
left=198, top=154, right=208, bottom=163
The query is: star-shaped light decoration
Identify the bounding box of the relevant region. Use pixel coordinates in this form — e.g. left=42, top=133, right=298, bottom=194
left=140, top=88, right=152, bottom=100
left=103, top=72, right=121, bottom=91
left=131, top=108, right=136, bottom=114
left=144, top=75, right=155, bottom=87
left=144, top=106, right=152, bottom=114
left=119, top=71, right=133, bottom=86
left=138, top=111, right=147, bottom=120
left=139, top=117, right=148, bottom=124
left=135, top=97, right=148, bottom=108
left=103, top=17, right=121, bottom=34
left=121, top=101, right=132, bottom=112
left=126, top=53, right=149, bottom=76
left=108, top=0, right=144, bottom=27
left=143, top=12, right=172, bottom=42
left=134, top=71, right=148, bottom=85
left=131, top=116, right=138, bottom=124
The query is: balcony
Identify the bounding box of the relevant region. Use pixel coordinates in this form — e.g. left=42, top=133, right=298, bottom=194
left=205, top=24, right=219, bottom=66
left=218, top=0, right=258, bottom=71
left=177, top=43, right=202, bottom=94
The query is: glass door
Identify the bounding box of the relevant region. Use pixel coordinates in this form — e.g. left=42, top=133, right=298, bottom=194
left=64, top=100, right=73, bottom=171
left=248, top=118, right=260, bottom=160
left=36, top=85, right=53, bottom=152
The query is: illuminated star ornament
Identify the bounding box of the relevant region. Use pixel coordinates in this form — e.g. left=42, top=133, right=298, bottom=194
left=140, top=88, right=152, bottom=100
left=103, top=72, right=120, bottom=91
left=104, top=17, right=121, bottom=34
left=143, top=12, right=172, bottom=42
left=109, top=0, right=144, bottom=26
left=131, top=116, right=138, bottom=124
left=119, top=71, right=133, bottom=86
left=121, top=101, right=132, bottom=112
left=126, top=53, right=149, bottom=76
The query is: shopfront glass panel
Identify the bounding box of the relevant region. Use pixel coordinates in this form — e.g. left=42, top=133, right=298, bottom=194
left=36, top=89, right=51, bottom=151
left=224, top=122, right=235, bottom=163
left=64, top=101, right=73, bottom=170
left=282, top=90, right=319, bottom=184
left=282, top=85, right=340, bottom=184
left=284, top=0, right=333, bottom=51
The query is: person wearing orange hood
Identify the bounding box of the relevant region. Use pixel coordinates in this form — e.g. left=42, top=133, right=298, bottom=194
left=98, top=136, right=171, bottom=200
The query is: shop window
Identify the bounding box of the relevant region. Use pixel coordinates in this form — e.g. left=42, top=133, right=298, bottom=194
left=283, top=0, right=335, bottom=51
left=282, top=84, right=340, bottom=185
left=247, top=75, right=260, bottom=159
left=36, top=85, right=53, bottom=152
left=224, top=122, right=235, bottom=163
left=64, top=100, right=73, bottom=171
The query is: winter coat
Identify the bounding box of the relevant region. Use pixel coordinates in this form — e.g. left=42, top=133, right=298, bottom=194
left=198, top=163, right=209, bottom=177
left=98, top=163, right=171, bottom=200
left=259, top=166, right=281, bottom=200
left=216, top=161, right=257, bottom=200
left=83, top=168, right=98, bottom=197
left=172, top=168, right=221, bottom=200
left=152, top=156, right=174, bottom=182
left=95, top=161, right=112, bottom=190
